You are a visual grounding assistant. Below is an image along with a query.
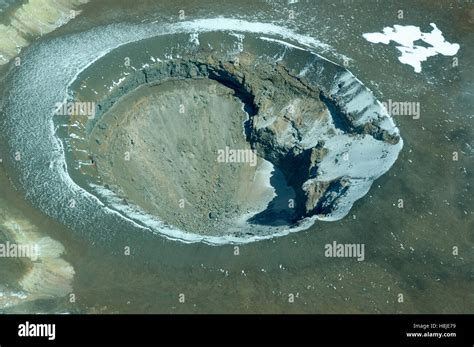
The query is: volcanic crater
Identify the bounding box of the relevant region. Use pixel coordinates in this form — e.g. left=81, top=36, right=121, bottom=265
left=67, top=51, right=400, bottom=238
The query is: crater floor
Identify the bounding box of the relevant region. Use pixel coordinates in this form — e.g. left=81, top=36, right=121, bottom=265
left=89, top=79, right=274, bottom=235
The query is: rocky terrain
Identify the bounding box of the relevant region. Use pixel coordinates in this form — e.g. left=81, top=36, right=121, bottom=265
left=79, top=51, right=402, bottom=236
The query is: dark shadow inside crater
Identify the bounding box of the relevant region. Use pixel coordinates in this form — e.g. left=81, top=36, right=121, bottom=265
left=319, top=90, right=354, bottom=133
left=247, top=166, right=299, bottom=226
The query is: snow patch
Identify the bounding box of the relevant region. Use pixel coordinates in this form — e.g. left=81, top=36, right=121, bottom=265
left=363, top=23, right=459, bottom=73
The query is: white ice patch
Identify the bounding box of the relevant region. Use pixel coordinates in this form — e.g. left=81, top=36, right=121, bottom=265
left=363, top=23, right=459, bottom=73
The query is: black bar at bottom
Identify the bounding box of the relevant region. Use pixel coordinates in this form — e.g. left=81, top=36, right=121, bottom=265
left=0, top=314, right=473, bottom=345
